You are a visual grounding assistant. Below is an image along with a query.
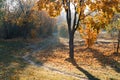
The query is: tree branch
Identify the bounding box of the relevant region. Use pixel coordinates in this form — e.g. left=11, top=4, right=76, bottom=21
left=73, top=4, right=77, bottom=31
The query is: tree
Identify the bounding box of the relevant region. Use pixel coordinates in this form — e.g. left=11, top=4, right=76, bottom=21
left=33, top=11, right=56, bottom=38
left=1, top=0, right=56, bottom=39
left=112, top=14, right=120, bottom=54
left=35, top=0, right=120, bottom=59
left=2, top=0, right=35, bottom=39
left=78, top=17, right=99, bottom=48
left=106, top=14, right=120, bottom=53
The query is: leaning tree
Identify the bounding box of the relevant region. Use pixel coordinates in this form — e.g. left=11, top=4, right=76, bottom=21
left=34, top=0, right=120, bottom=59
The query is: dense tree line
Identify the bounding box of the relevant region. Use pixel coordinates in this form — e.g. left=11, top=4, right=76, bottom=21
left=0, top=0, right=56, bottom=39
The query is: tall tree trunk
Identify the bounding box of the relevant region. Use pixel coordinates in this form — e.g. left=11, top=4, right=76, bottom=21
left=22, top=26, right=28, bottom=39
left=65, top=0, right=78, bottom=59
left=117, top=30, right=120, bottom=53
left=69, top=32, right=74, bottom=59
left=4, top=21, right=9, bottom=39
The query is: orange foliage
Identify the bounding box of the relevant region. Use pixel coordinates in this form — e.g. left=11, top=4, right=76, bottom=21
left=78, top=25, right=98, bottom=48
left=78, top=16, right=99, bottom=48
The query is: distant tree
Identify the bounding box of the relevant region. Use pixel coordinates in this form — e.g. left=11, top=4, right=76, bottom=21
left=0, top=0, right=7, bottom=38
left=35, top=0, right=120, bottom=59
left=1, top=0, right=56, bottom=39
left=33, top=11, right=56, bottom=38
left=112, top=14, right=120, bottom=54
left=106, top=14, right=120, bottom=53
left=0, top=0, right=30, bottom=38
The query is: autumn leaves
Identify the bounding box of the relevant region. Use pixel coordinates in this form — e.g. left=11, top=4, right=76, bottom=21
left=35, top=0, right=120, bottom=58
left=36, top=0, right=62, bottom=17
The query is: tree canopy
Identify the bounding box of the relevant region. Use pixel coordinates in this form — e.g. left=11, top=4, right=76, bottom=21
left=35, top=0, right=120, bottom=59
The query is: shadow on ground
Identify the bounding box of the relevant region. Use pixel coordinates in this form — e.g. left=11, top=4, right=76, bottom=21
left=90, top=48, right=120, bottom=73
left=66, top=58, right=100, bottom=80
left=0, top=40, right=29, bottom=79
left=75, top=44, right=120, bottom=73
left=29, top=37, right=101, bottom=80
left=23, top=36, right=120, bottom=79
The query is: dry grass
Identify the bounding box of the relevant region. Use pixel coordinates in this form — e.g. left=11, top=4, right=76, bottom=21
left=0, top=39, right=78, bottom=80
left=8, top=65, right=78, bottom=80
left=31, top=43, right=120, bottom=80
left=0, top=37, right=119, bottom=80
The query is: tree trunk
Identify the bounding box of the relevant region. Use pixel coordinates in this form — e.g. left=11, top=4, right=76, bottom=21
left=3, top=21, right=9, bottom=39
left=117, top=30, right=120, bottom=53
left=69, top=32, right=74, bottom=59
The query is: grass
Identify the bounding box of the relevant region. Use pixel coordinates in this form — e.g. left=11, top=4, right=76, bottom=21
left=0, top=40, right=27, bottom=79
left=0, top=39, right=78, bottom=80
left=12, top=65, right=78, bottom=80
left=0, top=37, right=119, bottom=80
left=31, top=43, right=120, bottom=80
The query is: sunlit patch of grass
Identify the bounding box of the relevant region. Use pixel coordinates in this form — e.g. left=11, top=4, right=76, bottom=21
left=11, top=65, right=79, bottom=80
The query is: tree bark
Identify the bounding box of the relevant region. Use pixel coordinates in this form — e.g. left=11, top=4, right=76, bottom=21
left=117, top=30, right=120, bottom=53
left=3, top=21, right=9, bottom=39
left=64, top=0, right=80, bottom=59
left=69, top=32, right=74, bottom=59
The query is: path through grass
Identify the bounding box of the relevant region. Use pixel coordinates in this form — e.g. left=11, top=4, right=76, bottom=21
left=0, top=39, right=78, bottom=80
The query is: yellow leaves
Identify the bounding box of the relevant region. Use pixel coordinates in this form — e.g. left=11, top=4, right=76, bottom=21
left=112, top=7, right=117, bottom=12
left=48, top=3, right=58, bottom=17
left=37, top=0, right=47, bottom=11
left=78, top=15, right=101, bottom=48
left=78, top=27, right=83, bottom=33
left=84, top=27, right=98, bottom=48
left=36, top=0, right=62, bottom=17
left=89, top=3, right=97, bottom=11
left=47, top=2, right=62, bottom=17
left=84, top=16, right=95, bottom=25
left=78, top=24, right=98, bottom=48
left=76, top=6, right=81, bottom=14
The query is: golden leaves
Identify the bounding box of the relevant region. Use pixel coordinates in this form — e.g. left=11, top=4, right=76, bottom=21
left=37, top=0, right=47, bottom=11
left=78, top=0, right=120, bottom=48
left=48, top=2, right=62, bottom=17
left=78, top=15, right=102, bottom=48
left=89, top=3, right=97, bottom=11
left=36, top=0, right=62, bottom=17
left=78, top=24, right=98, bottom=48
left=76, top=5, right=81, bottom=14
